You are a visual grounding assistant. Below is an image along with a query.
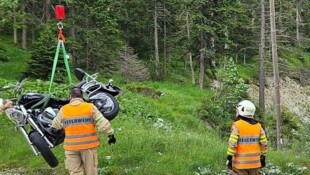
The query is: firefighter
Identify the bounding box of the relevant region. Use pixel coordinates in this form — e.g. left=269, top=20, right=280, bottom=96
left=52, top=88, right=116, bottom=175
left=226, top=100, right=267, bottom=175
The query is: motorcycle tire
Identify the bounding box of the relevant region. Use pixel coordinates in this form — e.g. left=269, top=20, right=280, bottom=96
left=29, top=131, right=59, bottom=168
left=89, top=91, right=119, bottom=121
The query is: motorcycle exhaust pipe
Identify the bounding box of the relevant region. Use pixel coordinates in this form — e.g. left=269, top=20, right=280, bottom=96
left=19, top=126, right=39, bottom=156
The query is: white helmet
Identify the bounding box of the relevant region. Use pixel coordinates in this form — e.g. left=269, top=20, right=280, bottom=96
left=237, top=100, right=256, bottom=118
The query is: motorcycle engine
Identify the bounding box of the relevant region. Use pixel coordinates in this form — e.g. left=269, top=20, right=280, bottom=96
left=38, top=107, right=58, bottom=127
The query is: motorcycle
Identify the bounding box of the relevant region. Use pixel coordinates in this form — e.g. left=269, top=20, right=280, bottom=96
left=0, top=68, right=121, bottom=168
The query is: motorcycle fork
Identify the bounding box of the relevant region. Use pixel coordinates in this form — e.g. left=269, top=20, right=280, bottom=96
left=19, top=126, right=39, bottom=156
left=27, top=117, right=54, bottom=148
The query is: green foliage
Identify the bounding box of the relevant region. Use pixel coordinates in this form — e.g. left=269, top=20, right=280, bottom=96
left=67, top=0, right=122, bottom=74
left=264, top=162, right=308, bottom=175
left=119, top=45, right=150, bottom=82
left=264, top=108, right=303, bottom=149
left=148, top=60, right=166, bottom=81
left=0, top=78, right=70, bottom=99
left=236, top=63, right=257, bottom=84
left=198, top=58, right=248, bottom=134
left=24, top=24, right=66, bottom=82
left=125, top=84, right=163, bottom=98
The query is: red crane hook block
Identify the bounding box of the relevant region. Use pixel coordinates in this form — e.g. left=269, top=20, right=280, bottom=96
left=55, top=5, right=65, bottom=20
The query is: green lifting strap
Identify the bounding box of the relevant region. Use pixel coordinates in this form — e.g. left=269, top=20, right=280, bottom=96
left=48, top=40, right=72, bottom=93
left=30, top=93, right=51, bottom=109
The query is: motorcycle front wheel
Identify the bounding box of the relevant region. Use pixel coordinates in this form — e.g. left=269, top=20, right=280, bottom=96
left=89, top=91, right=119, bottom=121
left=29, top=131, right=59, bottom=168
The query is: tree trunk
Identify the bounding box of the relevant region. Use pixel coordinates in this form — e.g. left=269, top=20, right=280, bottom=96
left=259, top=0, right=266, bottom=111
left=86, top=16, right=90, bottom=69
left=13, top=8, right=17, bottom=44
left=296, top=0, right=301, bottom=45
left=224, top=26, right=229, bottom=49
left=251, top=10, right=255, bottom=26
left=199, top=32, right=205, bottom=89
left=270, top=0, right=282, bottom=150
left=154, top=1, right=159, bottom=77
left=32, top=28, right=35, bottom=44
left=243, top=49, right=246, bottom=64
left=163, top=3, right=167, bottom=75
left=186, top=12, right=195, bottom=85
left=45, top=0, right=51, bottom=22
left=279, top=0, right=283, bottom=29
left=22, top=23, right=27, bottom=49
left=22, top=0, right=27, bottom=49
left=31, top=1, right=36, bottom=44
left=70, top=6, right=77, bottom=67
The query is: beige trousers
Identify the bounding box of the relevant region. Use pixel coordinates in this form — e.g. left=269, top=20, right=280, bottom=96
left=232, top=168, right=262, bottom=175
left=65, top=147, right=98, bottom=175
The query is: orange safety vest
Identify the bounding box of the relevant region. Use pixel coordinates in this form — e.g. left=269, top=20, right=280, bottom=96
left=62, top=102, right=100, bottom=151
left=233, top=120, right=261, bottom=169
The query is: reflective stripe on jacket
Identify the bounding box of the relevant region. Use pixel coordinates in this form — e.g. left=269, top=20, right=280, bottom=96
left=62, top=102, right=100, bottom=151
left=233, top=120, right=261, bottom=169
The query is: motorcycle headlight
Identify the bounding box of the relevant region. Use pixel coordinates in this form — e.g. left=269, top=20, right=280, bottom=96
left=5, top=107, right=27, bottom=126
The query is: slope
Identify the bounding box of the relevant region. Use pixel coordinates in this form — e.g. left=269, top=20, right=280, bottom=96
left=0, top=36, right=31, bottom=80
left=0, top=38, right=309, bottom=175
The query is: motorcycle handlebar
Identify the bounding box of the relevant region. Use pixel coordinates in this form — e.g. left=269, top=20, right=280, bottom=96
left=18, top=75, right=25, bottom=83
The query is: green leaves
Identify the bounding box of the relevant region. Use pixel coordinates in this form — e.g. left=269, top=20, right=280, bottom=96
left=198, top=58, right=247, bottom=134
left=0, top=78, right=69, bottom=99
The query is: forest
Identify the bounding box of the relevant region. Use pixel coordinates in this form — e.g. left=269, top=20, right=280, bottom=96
left=0, top=0, right=309, bottom=174
left=0, top=0, right=308, bottom=83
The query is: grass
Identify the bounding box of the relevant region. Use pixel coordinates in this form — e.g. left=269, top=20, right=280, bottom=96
left=0, top=36, right=31, bottom=80
left=1, top=81, right=309, bottom=174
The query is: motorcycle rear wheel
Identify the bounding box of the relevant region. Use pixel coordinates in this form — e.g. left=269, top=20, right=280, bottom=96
left=29, top=131, right=59, bottom=168
left=89, top=91, right=119, bottom=121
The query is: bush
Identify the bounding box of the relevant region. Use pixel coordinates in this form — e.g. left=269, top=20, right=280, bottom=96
left=264, top=108, right=303, bottom=149
left=0, top=78, right=70, bottom=100
left=198, top=58, right=248, bottom=135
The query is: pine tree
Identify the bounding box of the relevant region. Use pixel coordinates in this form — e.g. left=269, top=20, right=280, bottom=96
left=120, top=45, right=150, bottom=82
left=24, top=24, right=66, bottom=82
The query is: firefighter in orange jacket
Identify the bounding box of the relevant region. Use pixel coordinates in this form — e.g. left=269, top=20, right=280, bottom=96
left=226, top=100, right=267, bottom=175
left=52, top=88, right=116, bottom=175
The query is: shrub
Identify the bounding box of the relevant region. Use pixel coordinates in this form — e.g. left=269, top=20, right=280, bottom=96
left=198, top=58, right=248, bottom=135
left=264, top=108, right=302, bottom=149
left=0, top=78, right=70, bottom=100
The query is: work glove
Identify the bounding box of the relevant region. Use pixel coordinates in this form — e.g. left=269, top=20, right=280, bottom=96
left=260, top=155, right=266, bottom=168
left=226, top=155, right=233, bottom=170
left=46, top=127, right=58, bottom=134
left=108, top=134, right=116, bottom=145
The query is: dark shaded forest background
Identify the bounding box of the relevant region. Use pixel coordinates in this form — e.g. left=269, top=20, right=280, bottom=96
left=0, top=0, right=309, bottom=86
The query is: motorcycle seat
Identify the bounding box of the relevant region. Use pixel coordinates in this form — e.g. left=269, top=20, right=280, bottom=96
left=50, top=97, right=70, bottom=105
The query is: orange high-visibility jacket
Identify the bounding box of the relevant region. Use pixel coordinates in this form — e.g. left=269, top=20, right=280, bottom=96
left=233, top=120, right=261, bottom=169
left=62, top=102, right=100, bottom=151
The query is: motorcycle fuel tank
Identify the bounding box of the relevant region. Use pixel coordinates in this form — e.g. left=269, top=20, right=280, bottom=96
left=19, top=93, right=46, bottom=108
